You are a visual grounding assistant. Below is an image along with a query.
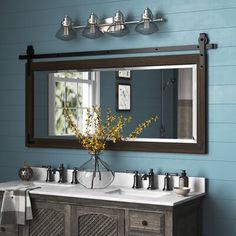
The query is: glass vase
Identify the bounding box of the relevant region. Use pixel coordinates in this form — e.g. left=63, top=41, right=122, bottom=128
left=78, top=155, right=115, bottom=189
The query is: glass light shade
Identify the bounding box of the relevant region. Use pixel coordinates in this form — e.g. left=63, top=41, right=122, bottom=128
left=107, top=10, right=129, bottom=37
left=107, top=23, right=129, bottom=37
left=82, top=25, right=103, bottom=39
left=82, top=13, right=103, bottom=39
left=55, top=26, right=77, bottom=40
left=78, top=155, right=115, bottom=189
left=135, top=20, right=158, bottom=35
left=55, top=16, right=76, bottom=41
left=135, top=8, right=158, bottom=35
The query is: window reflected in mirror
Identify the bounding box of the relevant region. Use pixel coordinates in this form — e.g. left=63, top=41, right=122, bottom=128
left=50, top=71, right=99, bottom=135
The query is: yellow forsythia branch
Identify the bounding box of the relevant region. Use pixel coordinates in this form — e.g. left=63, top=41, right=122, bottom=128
left=63, top=106, right=158, bottom=155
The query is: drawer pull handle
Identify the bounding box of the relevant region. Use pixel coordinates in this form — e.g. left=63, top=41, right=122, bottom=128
left=142, top=220, right=148, bottom=226
left=0, top=227, right=6, bottom=232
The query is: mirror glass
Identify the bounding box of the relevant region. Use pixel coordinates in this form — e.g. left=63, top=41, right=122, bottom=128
left=27, top=54, right=205, bottom=153
left=33, top=64, right=197, bottom=143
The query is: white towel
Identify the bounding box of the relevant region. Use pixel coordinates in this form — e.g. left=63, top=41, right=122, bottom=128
left=0, top=186, right=39, bottom=225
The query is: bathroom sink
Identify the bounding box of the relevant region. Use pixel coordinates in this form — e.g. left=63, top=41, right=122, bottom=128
left=105, top=188, right=170, bottom=198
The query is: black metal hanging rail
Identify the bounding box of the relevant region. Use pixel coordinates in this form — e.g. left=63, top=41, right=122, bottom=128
left=19, top=33, right=217, bottom=61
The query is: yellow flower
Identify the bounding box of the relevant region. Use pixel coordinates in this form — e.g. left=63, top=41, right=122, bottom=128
left=63, top=106, right=158, bottom=155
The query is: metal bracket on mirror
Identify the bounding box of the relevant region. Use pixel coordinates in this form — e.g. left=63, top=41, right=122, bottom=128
left=19, top=33, right=217, bottom=61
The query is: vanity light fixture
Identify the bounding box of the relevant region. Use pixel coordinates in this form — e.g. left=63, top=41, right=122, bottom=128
left=82, top=13, right=103, bottom=39
left=135, top=8, right=158, bottom=35
left=55, top=8, right=165, bottom=40
left=55, top=16, right=77, bottom=41
left=106, top=10, right=129, bottom=37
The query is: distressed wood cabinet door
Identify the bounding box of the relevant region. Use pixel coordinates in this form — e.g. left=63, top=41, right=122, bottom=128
left=19, top=201, right=71, bottom=236
left=72, top=206, right=125, bottom=236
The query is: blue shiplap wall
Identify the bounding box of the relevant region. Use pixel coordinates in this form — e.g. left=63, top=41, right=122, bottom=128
left=1, top=1, right=236, bottom=235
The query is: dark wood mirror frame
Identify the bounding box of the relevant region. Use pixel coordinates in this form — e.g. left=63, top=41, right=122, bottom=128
left=20, top=33, right=217, bottom=154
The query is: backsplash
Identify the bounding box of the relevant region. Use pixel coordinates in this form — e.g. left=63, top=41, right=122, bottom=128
left=32, top=167, right=205, bottom=193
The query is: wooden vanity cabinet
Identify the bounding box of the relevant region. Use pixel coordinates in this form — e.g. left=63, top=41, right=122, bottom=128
left=0, top=193, right=203, bottom=236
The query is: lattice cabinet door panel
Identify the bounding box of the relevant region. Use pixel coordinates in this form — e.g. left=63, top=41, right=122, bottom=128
left=75, top=206, right=125, bottom=236
left=20, top=201, right=71, bottom=236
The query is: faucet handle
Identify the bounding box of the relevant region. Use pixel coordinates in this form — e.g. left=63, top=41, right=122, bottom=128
left=71, top=167, right=79, bottom=184
left=45, top=166, right=55, bottom=182
left=162, top=172, right=178, bottom=191
left=132, top=171, right=141, bottom=189
left=147, top=169, right=155, bottom=190
left=163, top=173, right=171, bottom=191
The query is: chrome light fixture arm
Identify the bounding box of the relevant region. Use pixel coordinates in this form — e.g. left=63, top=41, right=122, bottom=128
left=71, top=17, right=165, bottom=29
left=73, top=21, right=138, bottom=30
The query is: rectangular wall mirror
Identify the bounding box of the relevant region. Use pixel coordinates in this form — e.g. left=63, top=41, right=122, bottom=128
left=26, top=54, right=206, bottom=153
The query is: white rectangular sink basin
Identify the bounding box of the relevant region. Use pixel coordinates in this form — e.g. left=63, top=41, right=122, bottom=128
left=105, top=188, right=170, bottom=198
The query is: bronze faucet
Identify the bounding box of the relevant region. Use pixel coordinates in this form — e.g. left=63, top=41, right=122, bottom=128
left=142, top=169, right=155, bottom=190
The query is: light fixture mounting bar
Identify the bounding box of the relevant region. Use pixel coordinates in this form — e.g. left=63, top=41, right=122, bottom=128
left=72, top=17, right=165, bottom=30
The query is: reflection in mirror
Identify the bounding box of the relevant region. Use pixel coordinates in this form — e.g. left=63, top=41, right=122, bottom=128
left=33, top=65, right=196, bottom=143
left=48, top=71, right=100, bottom=136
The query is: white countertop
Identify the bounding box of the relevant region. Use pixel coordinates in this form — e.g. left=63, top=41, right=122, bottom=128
left=0, top=180, right=205, bottom=206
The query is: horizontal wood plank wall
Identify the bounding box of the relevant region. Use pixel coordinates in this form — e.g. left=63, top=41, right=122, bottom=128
left=0, top=0, right=235, bottom=235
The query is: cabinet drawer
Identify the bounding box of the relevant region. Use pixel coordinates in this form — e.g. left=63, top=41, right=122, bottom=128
left=128, top=210, right=164, bottom=234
